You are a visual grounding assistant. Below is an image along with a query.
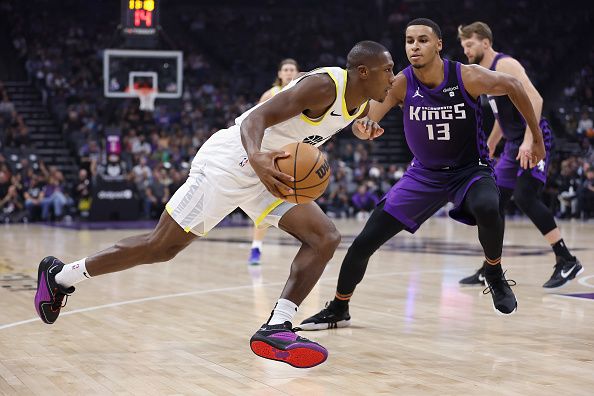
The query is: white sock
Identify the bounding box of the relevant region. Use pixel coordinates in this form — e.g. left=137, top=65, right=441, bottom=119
left=251, top=240, right=263, bottom=250
left=268, top=298, right=298, bottom=325
left=55, top=258, right=91, bottom=288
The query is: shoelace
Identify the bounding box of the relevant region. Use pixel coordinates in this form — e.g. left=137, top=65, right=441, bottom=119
left=50, top=289, right=71, bottom=312
left=482, top=271, right=517, bottom=295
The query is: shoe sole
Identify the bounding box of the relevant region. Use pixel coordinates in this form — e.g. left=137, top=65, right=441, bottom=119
left=542, top=266, right=585, bottom=289
left=492, top=302, right=517, bottom=316
left=298, top=319, right=351, bottom=331
left=459, top=282, right=487, bottom=287
left=250, top=340, right=328, bottom=368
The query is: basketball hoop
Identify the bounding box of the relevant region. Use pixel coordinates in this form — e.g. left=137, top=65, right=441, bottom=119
left=132, top=87, right=157, bottom=111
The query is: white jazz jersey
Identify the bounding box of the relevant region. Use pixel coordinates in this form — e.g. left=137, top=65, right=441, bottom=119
left=166, top=67, right=367, bottom=236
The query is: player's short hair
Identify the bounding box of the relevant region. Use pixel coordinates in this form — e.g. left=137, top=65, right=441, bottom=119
left=457, top=21, right=493, bottom=44
left=346, top=40, right=390, bottom=70
left=406, top=18, right=442, bottom=39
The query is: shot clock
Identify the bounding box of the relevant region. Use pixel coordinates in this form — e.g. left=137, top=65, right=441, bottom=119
left=121, top=0, right=160, bottom=36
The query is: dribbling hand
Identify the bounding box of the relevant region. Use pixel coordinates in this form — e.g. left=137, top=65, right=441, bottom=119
left=354, top=119, right=384, bottom=140
left=249, top=151, right=294, bottom=199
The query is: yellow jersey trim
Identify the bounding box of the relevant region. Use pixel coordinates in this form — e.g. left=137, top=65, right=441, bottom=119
left=341, top=69, right=367, bottom=121
left=255, top=199, right=284, bottom=226
left=298, top=67, right=340, bottom=126
left=166, top=203, right=192, bottom=233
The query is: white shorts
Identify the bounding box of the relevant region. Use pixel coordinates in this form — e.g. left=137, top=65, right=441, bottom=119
left=166, top=125, right=295, bottom=236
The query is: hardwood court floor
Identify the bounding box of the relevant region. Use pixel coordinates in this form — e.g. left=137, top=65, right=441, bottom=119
left=1, top=217, right=593, bottom=395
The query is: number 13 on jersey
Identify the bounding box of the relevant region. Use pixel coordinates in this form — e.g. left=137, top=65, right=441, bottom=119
left=426, top=123, right=451, bottom=140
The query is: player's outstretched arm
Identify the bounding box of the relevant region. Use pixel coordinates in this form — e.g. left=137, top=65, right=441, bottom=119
left=240, top=74, right=336, bottom=198
left=461, top=64, right=545, bottom=169
left=351, top=72, right=406, bottom=140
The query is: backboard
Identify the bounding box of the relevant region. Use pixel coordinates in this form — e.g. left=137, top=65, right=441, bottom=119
left=103, top=49, right=183, bottom=104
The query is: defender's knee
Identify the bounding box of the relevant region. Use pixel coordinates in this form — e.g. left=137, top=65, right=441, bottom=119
left=472, top=199, right=501, bottom=224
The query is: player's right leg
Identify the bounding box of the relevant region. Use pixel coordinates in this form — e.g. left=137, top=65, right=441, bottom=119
left=300, top=168, right=447, bottom=331
left=299, top=201, right=407, bottom=330
left=247, top=201, right=340, bottom=368
left=34, top=210, right=197, bottom=324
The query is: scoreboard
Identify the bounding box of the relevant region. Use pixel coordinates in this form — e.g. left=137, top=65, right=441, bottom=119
left=121, top=0, right=160, bottom=36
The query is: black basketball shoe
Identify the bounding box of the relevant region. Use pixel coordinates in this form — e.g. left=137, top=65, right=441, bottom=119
left=459, top=262, right=487, bottom=285
left=483, top=271, right=517, bottom=315
left=34, top=256, right=75, bottom=324
left=250, top=321, right=328, bottom=368
left=543, top=256, right=584, bottom=288
left=298, top=301, right=351, bottom=331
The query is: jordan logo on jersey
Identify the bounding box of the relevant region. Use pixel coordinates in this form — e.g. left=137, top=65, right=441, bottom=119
left=413, top=87, right=424, bottom=98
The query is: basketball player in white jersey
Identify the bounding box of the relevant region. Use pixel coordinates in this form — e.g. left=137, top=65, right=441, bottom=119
left=34, top=41, right=395, bottom=368
left=249, top=58, right=300, bottom=265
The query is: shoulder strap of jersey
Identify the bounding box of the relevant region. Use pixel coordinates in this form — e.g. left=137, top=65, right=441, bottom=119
left=489, top=53, right=509, bottom=71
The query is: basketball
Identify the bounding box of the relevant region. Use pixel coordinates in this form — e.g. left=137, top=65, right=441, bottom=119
left=275, top=142, right=331, bottom=204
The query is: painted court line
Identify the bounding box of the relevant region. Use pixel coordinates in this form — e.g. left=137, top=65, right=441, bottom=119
left=0, top=269, right=453, bottom=331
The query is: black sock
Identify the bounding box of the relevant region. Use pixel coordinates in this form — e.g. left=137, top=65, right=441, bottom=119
left=552, top=239, right=573, bottom=261
left=484, top=263, right=503, bottom=282
left=329, top=298, right=349, bottom=313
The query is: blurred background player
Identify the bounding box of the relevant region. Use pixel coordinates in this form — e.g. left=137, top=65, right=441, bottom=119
left=249, top=58, right=300, bottom=265
left=457, top=22, right=583, bottom=288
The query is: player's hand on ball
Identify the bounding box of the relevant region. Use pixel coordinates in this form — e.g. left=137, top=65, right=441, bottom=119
left=250, top=151, right=294, bottom=198
left=354, top=118, right=384, bottom=140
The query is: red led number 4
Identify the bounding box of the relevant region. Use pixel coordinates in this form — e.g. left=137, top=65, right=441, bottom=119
left=134, top=9, right=153, bottom=27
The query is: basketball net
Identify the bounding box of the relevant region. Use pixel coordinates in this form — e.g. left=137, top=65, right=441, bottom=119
left=132, top=87, right=157, bottom=111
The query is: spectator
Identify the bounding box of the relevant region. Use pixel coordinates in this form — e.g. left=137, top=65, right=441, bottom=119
left=24, top=174, right=45, bottom=221
left=144, top=167, right=170, bottom=219
left=577, top=111, right=593, bottom=137
left=351, top=184, right=379, bottom=221
left=40, top=175, right=69, bottom=221
left=326, top=184, right=350, bottom=219
left=578, top=168, right=594, bottom=219
left=557, top=162, right=581, bottom=218
left=72, top=169, right=91, bottom=218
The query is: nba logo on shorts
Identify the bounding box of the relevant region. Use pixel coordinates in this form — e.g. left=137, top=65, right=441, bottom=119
left=239, top=156, right=248, bottom=167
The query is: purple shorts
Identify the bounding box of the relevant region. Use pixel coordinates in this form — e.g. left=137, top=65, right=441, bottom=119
left=381, top=160, right=496, bottom=233
left=494, top=119, right=553, bottom=190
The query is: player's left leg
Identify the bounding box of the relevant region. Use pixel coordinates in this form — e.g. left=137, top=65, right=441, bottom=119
left=247, top=202, right=339, bottom=368
left=460, top=178, right=517, bottom=314
left=459, top=186, right=513, bottom=285
left=513, top=171, right=584, bottom=288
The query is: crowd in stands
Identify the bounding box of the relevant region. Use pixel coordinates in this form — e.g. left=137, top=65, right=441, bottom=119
left=1, top=0, right=594, bottom=223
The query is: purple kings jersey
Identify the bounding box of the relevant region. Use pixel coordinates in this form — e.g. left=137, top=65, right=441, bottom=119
left=488, top=53, right=526, bottom=143
left=402, top=59, right=489, bottom=169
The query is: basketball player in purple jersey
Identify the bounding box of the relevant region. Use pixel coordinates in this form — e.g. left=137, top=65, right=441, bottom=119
left=300, top=18, right=546, bottom=329
left=457, top=22, right=583, bottom=288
